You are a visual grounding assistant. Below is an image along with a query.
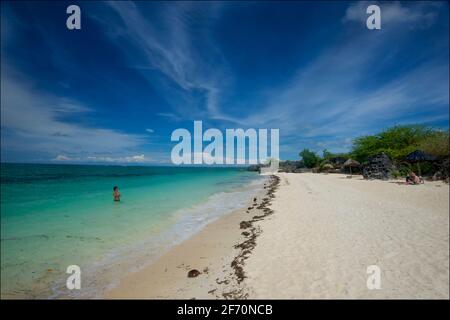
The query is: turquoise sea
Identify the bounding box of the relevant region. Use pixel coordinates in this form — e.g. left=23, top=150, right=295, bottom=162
left=0, top=163, right=264, bottom=298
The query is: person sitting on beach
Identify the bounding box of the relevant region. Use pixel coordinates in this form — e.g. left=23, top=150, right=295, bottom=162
left=113, top=186, right=121, bottom=201
left=406, top=172, right=422, bottom=185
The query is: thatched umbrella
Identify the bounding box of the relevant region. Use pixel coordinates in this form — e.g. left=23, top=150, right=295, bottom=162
left=322, top=163, right=334, bottom=173
left=405, top=150, right=437, bottom=176
left=343, top=159, right=360, bottom=177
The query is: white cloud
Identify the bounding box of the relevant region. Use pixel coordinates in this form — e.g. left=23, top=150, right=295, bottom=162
left=1, top=68, right=148, bottom=161
left=54, top=155, right=72, bottom=161
left=86, top=154, right=149, bottom=163
left=220, top=1, right=448, bottom=155
left=125, top=154, right=146, bottom=162
left=155, top=112, right=182, bottom=121
left=101, top=1, right=230, bottom=121
left=145, top=128, right=154, bottom=133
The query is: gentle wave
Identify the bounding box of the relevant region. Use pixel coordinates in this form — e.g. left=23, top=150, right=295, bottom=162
left=50, top=175, right=267, bottom=298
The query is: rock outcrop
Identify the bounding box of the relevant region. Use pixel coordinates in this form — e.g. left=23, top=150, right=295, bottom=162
left=362, top=153, right=396, bottom=180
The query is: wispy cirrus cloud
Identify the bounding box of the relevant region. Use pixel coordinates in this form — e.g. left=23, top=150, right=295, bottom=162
left=225, top=1, right=448, bottom=154
left=98, top=0, right=447, bottom=157
left=100, top=1, right=230, bottom=121
left=1, top=67, right=148, bottom=162
left=1, top=1, right=447, bottom=162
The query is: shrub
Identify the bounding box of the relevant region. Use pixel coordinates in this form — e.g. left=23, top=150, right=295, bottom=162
left=299, top=149, right=320, bottom=168
left=351, top=125, right=436, bottom=162
left=390, top=170, right=402, bottom=179
left=418, top=131, right=449, bottom=158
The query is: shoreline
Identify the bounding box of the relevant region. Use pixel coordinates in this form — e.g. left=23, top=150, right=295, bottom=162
left=71, top=173, right=269, bottom=299
left=105, top=173, right=449, bottom=299
left=104, top=175, right=279, bottom=299
left=0, top=169, right=266, bottom=300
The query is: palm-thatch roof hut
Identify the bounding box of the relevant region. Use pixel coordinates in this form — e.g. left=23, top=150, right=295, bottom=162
left=405, top=150, right=437, bottom=162
left=405, top=150, right=437, bottom=176
left=343, top=159, right=360, bottom=177
left=329, top=156, right=348, bottom=169
left=322, top=163, right=334, bottom=173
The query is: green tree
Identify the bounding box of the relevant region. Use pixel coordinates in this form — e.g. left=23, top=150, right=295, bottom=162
left=351, top=125, right=434, bottom=162
left=299, top=149, right=320, bottom=168
left=418, top=130, right=449, bottom=157
left=322, top=149, right=333, bottom=160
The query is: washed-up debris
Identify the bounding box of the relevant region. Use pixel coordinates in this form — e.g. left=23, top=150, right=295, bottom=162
left=239, top=221, right=252, bottom=229
left=187, top=269, right=201, bottom=278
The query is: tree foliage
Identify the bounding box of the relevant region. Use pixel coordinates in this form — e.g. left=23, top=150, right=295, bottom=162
left=418, top=130, right=449, bottom=157
left=299, top=149, right=320, bottom=168
left=297, top=125, right=448, bottom=170
left=322, top=149, right=333, bottom=160
left=350, top=125, right=437, bottom=162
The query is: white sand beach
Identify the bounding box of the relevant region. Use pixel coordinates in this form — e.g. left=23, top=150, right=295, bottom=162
left=106, top=173, right=449, bottom=299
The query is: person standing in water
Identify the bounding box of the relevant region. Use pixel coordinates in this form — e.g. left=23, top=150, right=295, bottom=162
left=113, top=186, right=121, bottom=201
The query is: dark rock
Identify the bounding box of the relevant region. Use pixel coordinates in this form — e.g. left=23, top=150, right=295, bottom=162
left=362, top=153, right=396, bottom=180
left=240, top=221, right=252, bottom=229
left=187, top=269, right=201, bottom=278
left=438, top=157, right=449, bottom=181
left=278, top=160, right=305, bottom=173
left=247, top=164, right=263, bottom=172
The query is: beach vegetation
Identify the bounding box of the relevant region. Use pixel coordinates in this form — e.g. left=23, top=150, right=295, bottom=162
left=350, top=125, right=440, bottom=162
left=418, top=130, right=449, bottom=158
left=297, top=125, right=449, bottom=179
left=322, top=149, right=334, bottom=160
left=299, top=149, right=320, bottom=168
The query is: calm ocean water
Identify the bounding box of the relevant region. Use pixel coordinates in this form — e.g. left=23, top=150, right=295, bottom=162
left=0, top=163, right=264, bottom=298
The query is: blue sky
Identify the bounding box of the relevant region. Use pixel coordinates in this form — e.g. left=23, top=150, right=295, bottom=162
left=1, top=1, right=448, bottom=164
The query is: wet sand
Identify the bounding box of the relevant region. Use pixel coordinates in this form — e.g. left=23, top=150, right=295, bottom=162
left=105, top=173, right=449, bottom=299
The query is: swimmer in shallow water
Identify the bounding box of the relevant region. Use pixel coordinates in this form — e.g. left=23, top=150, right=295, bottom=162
left=113, top=186, right=121, bottom=201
